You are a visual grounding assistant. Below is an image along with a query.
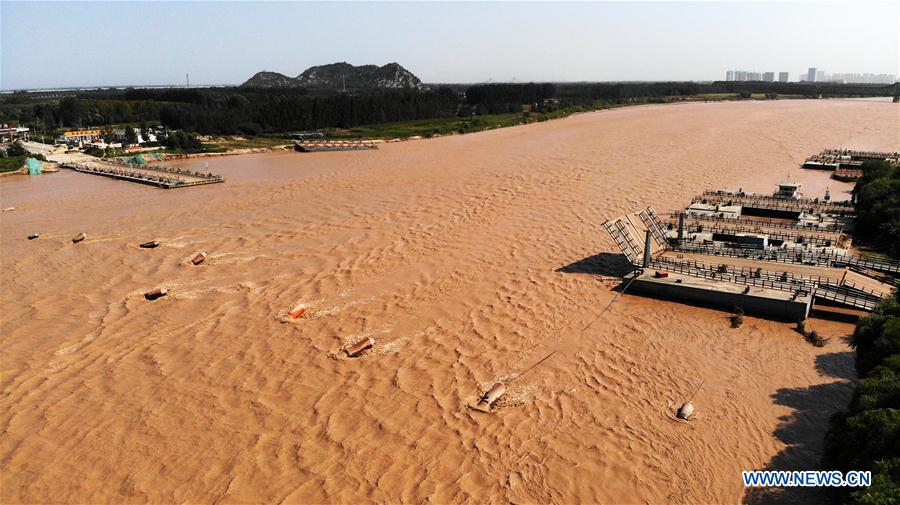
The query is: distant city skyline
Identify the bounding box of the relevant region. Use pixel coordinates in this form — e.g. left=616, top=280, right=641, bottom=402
left=725, top=68, right=896, bottom=84
left=2, top=1, right=898, bottom=90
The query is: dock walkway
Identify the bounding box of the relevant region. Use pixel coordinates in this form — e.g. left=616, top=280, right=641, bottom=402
left=669, top=242, right=900, bottom=275
left=651, top=256, right=885, bottom=312
left=680, top=222, right=842, bottom=247
left=695, top=190, right=855, bottom=215
left=294, top=140, right=377, bottom=152
left=671, top=212, right=844, bottom=233
left=59, top=160, right=223, bottom=189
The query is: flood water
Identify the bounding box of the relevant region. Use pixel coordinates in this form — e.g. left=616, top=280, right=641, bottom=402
left=1, top=98, right=898, bottom=504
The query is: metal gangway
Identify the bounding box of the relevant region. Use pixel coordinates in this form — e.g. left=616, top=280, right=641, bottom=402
left=603, top=207, right=669, bottom=267
left=603, top=219, right=641, bottom=265
left=814, top=283, right=882, bottom=311
left=638, top=207, right=668, bottom=248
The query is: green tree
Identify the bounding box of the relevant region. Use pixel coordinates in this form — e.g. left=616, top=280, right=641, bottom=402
left=6, top=142, right=26, bottom=157
left=124, top=127, right=138, bottom=146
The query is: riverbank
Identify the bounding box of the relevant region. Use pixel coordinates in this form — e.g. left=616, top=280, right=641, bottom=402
left=160, top=95, right=804, bottom=161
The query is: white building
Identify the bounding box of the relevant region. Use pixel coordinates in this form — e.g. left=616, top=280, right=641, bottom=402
left=113, top=128, right=157, bottom=145
left=0, top=124, right=30, bottom=142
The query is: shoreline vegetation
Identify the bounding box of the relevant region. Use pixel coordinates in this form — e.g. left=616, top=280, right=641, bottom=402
left=823, top=159, right=900, bottom=504
left=32, top=95, right=828, bottom=161
left=1, top=96, right=767, bottom=163
left=105, top=96, right=809, bottom=159
left=2, top=81, right=894, bottom=161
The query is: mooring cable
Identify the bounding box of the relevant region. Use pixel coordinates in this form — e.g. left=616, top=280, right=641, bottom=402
left=509, top=350, right=558, bottom=383
left=505, top=270, right=639, bottom=381
left=580, top=272, right=639, bottom=333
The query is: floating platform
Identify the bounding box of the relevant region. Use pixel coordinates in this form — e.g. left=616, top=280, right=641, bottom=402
left=669, top=241, right=900, bottom=275
left=603, top=186, right=894, bottom=318
left=802, top=160, right=841, bottom=171
left=625, top=269, right=813, bottom=320
left=294, top=140, right=378, bottom=152
left=651, top=255, right=885, bottom=312
left=802, top=149, right=899, bottom=172
left=833, top=168, right=863, bottom=182
left=61, top=161, right=223, bottom=189
left=820, top=149, right=900, bottom=163
left=695, top=190, right=855, bottom=216
left=671, top=211, right=845, bottom=233
left=674, top=221, right=843, bottom=247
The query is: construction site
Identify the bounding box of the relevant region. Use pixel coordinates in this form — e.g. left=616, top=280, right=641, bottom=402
left=604, top=183, right=898, bottom=321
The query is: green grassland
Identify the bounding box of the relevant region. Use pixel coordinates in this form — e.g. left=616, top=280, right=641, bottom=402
left=0, top=156, right=27, bottom=173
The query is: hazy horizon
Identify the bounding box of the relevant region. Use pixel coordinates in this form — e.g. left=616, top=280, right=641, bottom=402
left=2, top=1, right=898, bottom=90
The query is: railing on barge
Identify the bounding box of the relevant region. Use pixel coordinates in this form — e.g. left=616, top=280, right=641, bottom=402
left=294, top=140, right=378, bottom=152
left=694, top=190, right=855, bottom=215
left=60, top=162, right=224, bottom=189
left=670, top=211, right=845, bottom=233
left=669, top=241, right=900, bottom=275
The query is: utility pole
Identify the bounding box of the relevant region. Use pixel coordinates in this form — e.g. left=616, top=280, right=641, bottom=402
left=186, top=73, right=190, bottom=88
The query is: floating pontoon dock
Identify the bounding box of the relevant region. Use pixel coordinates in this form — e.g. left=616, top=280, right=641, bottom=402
left=60, top=161, right=224, bottom=189
left=625, top=269, right=814, bottom=320
left=673, top=220, right=844, bottom=247
left=667, top=242, right=900, bottom=275
left=801, top=149, right=900, bottom=181
left=670, top=212, right=845, bottom=233
left=694, top=190, right=855, bottom=216
left=294, top=140, right=378, bottom=152
left=602, top=197, right=895, bottom=319
left=833, top=168, right=864, bottom=182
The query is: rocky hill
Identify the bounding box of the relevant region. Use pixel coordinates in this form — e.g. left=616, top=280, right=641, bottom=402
left=240, top=62, right=425, bottom=91
left=240, top=71, right=299, bottom=88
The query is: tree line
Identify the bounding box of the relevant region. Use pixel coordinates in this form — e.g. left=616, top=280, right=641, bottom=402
left=1, top=81, right=895, bottom=137
left=821, top=159, right=900, bottom=504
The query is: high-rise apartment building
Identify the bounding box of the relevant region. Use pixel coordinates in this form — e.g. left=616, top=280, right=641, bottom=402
left=763, top=72, right=775, bottom=82
left=778, top=72, right=789, bottom=82
left=808, top=67, right=817, bottom=82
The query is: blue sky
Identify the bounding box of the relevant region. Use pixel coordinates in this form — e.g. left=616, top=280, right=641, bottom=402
left=1, top=1, right=898, bottom=89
